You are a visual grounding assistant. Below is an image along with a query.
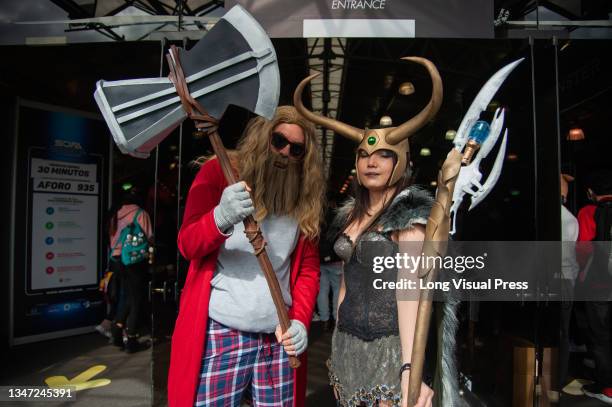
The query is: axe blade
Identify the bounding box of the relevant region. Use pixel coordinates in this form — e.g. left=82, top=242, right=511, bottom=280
left=94, top=5, right=280, bottom=158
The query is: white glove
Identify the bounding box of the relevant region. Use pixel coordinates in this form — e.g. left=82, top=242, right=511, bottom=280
left=276, top=320, right=308, bottom=356
left=213, top=182, right=254, bottom=233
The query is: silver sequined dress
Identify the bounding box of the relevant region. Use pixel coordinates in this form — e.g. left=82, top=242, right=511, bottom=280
left=327, top=187, right=433, bottom=407
left=328, top=232, right=403, bottom=407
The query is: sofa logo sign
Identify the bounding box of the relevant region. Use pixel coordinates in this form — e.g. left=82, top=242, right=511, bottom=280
left=331, top=0, right=386, bottom=10
left=54, top=139, right=83, bottom=151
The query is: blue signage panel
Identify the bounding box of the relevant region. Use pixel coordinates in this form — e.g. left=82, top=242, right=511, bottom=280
left=11, top=100, right=110, bottom=345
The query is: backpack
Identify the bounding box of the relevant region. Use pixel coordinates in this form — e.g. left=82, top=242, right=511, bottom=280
left=110, top=209, right=150, bottom=266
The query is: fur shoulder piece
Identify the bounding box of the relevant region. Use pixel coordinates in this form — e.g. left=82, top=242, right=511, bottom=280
left=328, top=185, right=433, bottom=239
left=378, top=186, right=433, bottom=233
left=327, top=196, right=356, bottom=241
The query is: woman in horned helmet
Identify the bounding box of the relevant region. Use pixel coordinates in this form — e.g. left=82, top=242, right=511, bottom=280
left=294, top=57, right=442, bottom=407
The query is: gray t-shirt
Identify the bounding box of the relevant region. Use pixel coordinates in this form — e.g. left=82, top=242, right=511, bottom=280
left=208, top=214, right=299, bottom=333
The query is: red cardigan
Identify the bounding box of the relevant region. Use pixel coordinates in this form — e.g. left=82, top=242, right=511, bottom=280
left=168, top=158, right=320, bottom=407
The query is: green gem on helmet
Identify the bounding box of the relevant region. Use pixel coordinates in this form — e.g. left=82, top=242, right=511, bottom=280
left=367, top=136, right=377, bottom=145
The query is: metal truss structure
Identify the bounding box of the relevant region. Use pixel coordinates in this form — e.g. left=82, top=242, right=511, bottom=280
left=48, top=0, right=223, bottom=41
left=494, top=0, right=611, bottom=32
left=305, top=38, right=346, bottom=178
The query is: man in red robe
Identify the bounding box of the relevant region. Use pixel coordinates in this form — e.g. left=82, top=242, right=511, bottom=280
left=168, top=106, right=325, bottom=407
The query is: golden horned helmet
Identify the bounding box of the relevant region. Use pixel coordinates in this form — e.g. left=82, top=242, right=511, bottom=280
left=294, top=57, right=443, bottom=186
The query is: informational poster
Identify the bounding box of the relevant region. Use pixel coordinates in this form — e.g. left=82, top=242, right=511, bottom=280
left=29, top=159, right=99, bottom=291
left=10, top=100, right=109, bottom=345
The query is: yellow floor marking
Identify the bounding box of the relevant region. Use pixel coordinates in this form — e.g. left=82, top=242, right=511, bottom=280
left=45, top=365, right=111, bottom=391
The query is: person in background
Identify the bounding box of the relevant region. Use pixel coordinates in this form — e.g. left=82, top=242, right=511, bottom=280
left=108, top=186, right=153, bottom=353
left=559, top=173, right=579, bottom=392
left=95, top=268, right=118, bottom=340
left=318, top=202, right=343, bottom=332
left=576, top=169, right=612, bottom=404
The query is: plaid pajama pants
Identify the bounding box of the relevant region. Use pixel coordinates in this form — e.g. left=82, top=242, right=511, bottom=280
left=195, top=318, right=294, bottom=407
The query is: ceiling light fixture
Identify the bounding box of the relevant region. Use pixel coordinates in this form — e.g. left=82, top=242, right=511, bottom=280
left=567, top=127, right=585, bottom=141
left=420, top=148, right=431, bottom=157
left=398, top=82, right=415, bottom=96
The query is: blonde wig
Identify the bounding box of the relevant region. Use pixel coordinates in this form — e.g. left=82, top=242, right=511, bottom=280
left=197, top=106, right=324, bottom=240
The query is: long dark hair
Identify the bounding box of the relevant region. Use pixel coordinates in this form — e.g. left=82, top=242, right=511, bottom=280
left=108, top=187, right=144, bottom=237
left=343, top=151, right=412, bottom=234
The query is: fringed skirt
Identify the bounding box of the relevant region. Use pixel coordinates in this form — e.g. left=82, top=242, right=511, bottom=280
left=328, top=329, right=403, bottom=406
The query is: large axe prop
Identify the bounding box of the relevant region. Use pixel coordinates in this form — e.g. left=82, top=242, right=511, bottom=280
left=407, top=59, right=523, bottom=405
left=94, top=5, right=301, bottom=368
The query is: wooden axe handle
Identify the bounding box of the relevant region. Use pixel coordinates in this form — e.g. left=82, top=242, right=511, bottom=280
left=209, top=130, right=300, bottom=369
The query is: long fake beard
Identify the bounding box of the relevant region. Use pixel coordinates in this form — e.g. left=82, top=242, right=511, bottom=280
left=261, top=150, right=302, bottom=216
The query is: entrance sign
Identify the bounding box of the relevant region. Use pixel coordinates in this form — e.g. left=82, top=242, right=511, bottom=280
left=226, top=0, right=493, bottom=38
left=303, top=19, right=415, bottom=38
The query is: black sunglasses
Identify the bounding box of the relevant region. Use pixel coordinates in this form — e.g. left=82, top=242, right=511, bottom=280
left=270, top=131, right=306, bottom=159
